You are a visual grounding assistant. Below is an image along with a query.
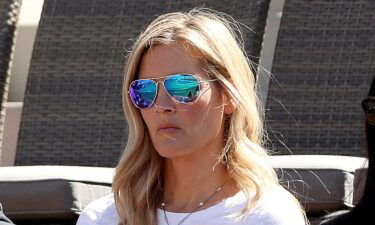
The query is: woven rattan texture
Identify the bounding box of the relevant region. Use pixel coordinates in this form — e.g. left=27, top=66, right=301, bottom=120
left=266, top=0, right=375, bottom=156
left=0, top=0, right=21, bottom=152
left=15, top=0, right=270, bottom=166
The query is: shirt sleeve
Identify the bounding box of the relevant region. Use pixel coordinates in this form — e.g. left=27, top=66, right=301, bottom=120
left=76, top=209, right=97, bottom=225
left=76, top=200, right=105, bottom=225
left=76, top=193, right=117, bottom=225
left=250, top=187, right=306, bottom=225
left=257, top=207, right=306, bottom=225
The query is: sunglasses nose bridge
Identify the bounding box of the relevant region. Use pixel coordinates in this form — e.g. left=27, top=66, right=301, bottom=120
left=153, top=80, right=175, bottom=108
left=154, top=80, right=165, bottom=97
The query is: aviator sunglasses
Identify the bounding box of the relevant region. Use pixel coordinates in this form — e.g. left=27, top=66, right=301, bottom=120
left=128, top=74, right=216, bottom=109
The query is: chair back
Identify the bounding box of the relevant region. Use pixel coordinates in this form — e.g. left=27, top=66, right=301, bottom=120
left=0, top=0, right=21, bottom=156
left=266, top=0, right=375, bottom=156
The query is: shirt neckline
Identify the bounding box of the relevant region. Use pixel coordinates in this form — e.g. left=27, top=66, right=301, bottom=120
left=156, top=190, right=246, bottom=216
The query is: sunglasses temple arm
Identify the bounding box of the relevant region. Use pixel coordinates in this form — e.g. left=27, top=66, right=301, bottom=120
left=199, top=79, right=218, bottom=83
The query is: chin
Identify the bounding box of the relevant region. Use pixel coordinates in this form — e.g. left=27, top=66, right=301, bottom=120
left=154, top=145, right=191, bottom=159
left=151, top=137, right=182, bottom=157
left=155, top=148, right=183, bottom=158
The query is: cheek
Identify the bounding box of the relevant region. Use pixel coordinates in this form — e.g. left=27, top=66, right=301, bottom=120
left=140, top=110, right=154, bottom=129
left=180, top=94, right=224, bottom=135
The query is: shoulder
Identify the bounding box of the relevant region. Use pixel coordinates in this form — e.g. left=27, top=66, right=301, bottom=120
left=244, top=186, right=306, bottom=225
left=76, top=193, right=119, bottom=225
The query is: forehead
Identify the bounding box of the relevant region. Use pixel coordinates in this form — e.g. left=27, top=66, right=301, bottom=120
left=137, top=44, right=206, bottom=79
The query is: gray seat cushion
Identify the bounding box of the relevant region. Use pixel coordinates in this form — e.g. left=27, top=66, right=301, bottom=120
left=270, top=155, right=367, bottom=216
left=0, top=166, right=114, bottom=221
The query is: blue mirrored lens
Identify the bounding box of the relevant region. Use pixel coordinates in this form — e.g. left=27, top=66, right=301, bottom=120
left=129, top=80, right=157, bottom=109
left=164, top=75, right=200, bottom=103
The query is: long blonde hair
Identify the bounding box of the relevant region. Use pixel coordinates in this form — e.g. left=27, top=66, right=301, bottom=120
left=113, top=8, right=300, bottom=225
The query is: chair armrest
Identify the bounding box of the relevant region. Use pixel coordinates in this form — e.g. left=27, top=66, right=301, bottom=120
left=269, top=155, right=366, bottom=216
left=0, top=166, right=114, bottom=222
left=353, top=167, right=368, bottom=205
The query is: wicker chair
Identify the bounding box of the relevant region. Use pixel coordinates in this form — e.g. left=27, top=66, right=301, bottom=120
left=14, top=0, right=271, bottom=167
left=0, top=0, right=21, bottom=159
left=265, top=0, right=375, bottom=156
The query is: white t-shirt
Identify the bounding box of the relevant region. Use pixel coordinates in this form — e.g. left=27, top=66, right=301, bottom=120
left=76, top=186, right=305, bottom=225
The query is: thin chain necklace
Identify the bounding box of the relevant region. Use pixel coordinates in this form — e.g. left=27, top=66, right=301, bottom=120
left=161, top=181, right=226, bottom=225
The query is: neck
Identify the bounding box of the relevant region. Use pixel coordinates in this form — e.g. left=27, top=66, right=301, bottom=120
left=162, top=149, right=236, bottom=212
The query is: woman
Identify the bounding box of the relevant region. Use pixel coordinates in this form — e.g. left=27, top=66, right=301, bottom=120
left=77, top=8, right=306, bottom=225
left=320, top=76, right=375, bottom=225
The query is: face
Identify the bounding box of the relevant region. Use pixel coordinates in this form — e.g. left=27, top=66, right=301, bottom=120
left=135, top=43, right=231, bottom=159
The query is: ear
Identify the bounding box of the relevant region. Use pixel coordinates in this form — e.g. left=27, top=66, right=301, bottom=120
left=222, top=92, right=234, bottom=115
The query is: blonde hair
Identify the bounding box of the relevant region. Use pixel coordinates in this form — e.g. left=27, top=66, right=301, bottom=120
left=113, top=8, right=304, bottom=225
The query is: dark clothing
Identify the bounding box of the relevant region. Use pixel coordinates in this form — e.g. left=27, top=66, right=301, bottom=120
left=320, top=209, right=372, bottom=225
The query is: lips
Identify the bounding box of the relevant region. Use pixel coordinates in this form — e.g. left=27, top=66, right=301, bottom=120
left=157, top=123, right=180, bottom=132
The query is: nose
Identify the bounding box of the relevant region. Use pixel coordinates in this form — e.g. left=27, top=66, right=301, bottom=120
left=153, top=82, right=176, bottom=113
